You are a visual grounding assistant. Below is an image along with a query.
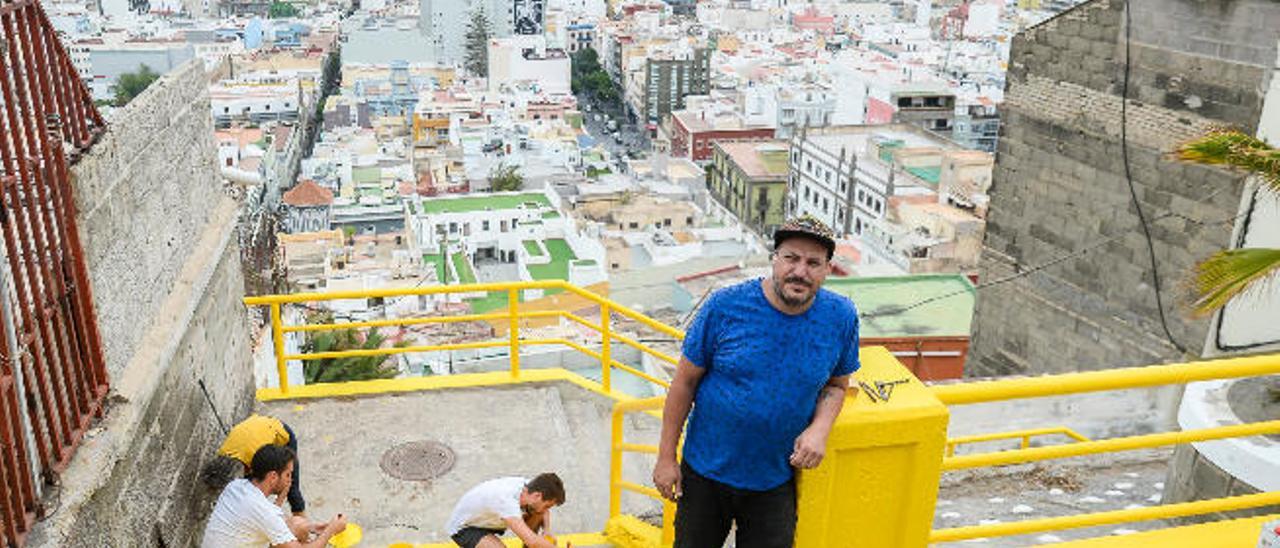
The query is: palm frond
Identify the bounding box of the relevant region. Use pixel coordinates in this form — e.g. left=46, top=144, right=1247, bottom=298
left=1176, top=129, right=1280, bottom=193
left=1190, top=248, right=1280, bottom=316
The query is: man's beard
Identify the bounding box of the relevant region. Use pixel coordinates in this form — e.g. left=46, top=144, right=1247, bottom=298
left=773, top=275, right=815, bottom=308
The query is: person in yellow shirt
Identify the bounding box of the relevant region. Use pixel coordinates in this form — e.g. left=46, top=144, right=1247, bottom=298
left=202, top=414, right=306, bottom=515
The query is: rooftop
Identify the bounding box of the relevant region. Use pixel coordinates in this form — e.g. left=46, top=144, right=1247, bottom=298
left=823, top=274, right=975, bottom=338
left=717, top=141, right=789, bottom=179
left=282, top=180, right=335, bottom=207
left=257, top=381, right=661, bottom=546
left=420, top=192, right=553, bottom=214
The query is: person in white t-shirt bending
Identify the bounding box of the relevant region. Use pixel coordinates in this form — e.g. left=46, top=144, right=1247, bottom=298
left=202, top=444, right=348, bottom=548
left=445, top=473, right=566, bottom=548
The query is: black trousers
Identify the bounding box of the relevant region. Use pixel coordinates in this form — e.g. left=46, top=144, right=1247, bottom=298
left=673, top=461, right=797, bottom=548
left=282, top=422, right=305, bottom=513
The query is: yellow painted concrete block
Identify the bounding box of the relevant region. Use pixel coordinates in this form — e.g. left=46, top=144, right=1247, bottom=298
left=794, top=347, right=949, bottom=548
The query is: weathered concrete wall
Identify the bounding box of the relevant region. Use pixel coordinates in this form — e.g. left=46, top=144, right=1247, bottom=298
left=28, top=60, right=255, bottom=547
left=969, top=0, right=1278, bottom=375
left=72, top=59, right=224, bottom=380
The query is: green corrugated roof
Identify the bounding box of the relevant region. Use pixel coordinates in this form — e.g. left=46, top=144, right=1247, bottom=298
left=421, top=192, right=553, bottom=214
left=906, top=166, right=941, bottom=185
left=823, top=274, right=974, bottom=338
left=878, top=140, right=904, bottom=163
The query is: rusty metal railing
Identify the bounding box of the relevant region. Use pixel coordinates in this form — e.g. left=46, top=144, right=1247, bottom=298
left=0, top=1, right=108, bottom=544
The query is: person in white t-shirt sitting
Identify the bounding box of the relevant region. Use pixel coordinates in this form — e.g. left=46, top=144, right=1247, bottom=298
left=202, top=444, right=348, bottom=548
left=445, top=473, right=566, bottom=548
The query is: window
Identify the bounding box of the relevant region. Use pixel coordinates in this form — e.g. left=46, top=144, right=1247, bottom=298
left=629, top=222, right=638, bottom=229
left=482, top=220, right=490, bottom=231
left=686, top=216, right=693, bottom=224
left=804, top=187, right=810, bottom=199
left=449, top=222, right=457, bottom=234
left=500, top=220, right=509, bottom=232
left=663, top=218, right=672, bottom=227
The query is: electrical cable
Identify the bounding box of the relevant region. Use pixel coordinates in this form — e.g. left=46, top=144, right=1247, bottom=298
left=1118, top=0, right=1188, bottom=355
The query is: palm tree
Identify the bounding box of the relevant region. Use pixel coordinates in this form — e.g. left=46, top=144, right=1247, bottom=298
left=301, top=311, right=407, bottom=383
left=1174, top=129, right=1280, bottom=317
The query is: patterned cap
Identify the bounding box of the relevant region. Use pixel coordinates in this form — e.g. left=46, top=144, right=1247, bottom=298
left=773, top=214, right=836, bottom=258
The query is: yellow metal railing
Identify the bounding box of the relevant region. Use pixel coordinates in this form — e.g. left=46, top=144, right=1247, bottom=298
left=609, top=396, right=675, bottom=546
left=243, top=280, right=681, bottom=397
left=928, top=353, right=1280, bottom=544
left=244, top=282, right=1280, bottom=547
left=944, top=426, right=1090, bottom=457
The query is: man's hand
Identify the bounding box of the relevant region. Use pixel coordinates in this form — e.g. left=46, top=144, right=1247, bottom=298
left=323, top=514, right=348, bottom=536
left=652, top=458, right=682, bottom=501
left=276, top=473, right=294, bottom=507
left=789, top=426, right=829, bottom=469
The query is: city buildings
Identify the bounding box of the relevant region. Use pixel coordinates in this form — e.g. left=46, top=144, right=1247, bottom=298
left=707, top=140, right=789, bottom=237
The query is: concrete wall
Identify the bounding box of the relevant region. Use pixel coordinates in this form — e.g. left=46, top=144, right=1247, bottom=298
left=29, top=60, right=256, bottom=547
left=969, top=0, right=1279, bottom=375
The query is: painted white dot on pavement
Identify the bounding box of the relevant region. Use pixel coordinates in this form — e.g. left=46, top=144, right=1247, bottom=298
left=1124, top=504, right=1146, bottom=510
left=1146, top=494, right=1162, bottom=503
left=961, top=539, right=989, bottom=544
left=1112, top=529, right=1138, bottom=535
left=1124, top=472, right=1140, bottom=478
left=1036, top=534, right=1065, bottom=543
left=941, top=511, right=963, bottom=520
left=1113, top=482, right=1134, bottom=490
left=1153, top=482, right=1164, bottom=490
left=987, top=497, right=1005, bottom=504
left=1048, top=488, right=1065, bottom=496
left=937, top=499, right=953, bottom=507
left=979, top=519, right=1002, bottom=525
left=1079, top=496, right=1105, bottom=504
left=1010, top=504, right=1034, bottom=514
left=1105, top=490, right=1126, bottom=497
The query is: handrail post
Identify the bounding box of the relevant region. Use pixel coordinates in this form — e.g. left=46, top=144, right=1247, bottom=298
left=270, top=303, right=288, bottom=393
left=661, top=500, right=676, bottom=547
left=609, top=408, right=624, bottom=519
left=600, top=302, right=612, bottom=393
left=508, top=288, right=520, bottom=379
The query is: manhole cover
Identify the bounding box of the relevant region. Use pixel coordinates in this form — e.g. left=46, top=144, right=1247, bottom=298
left=380, top=441, right=456, bottom=481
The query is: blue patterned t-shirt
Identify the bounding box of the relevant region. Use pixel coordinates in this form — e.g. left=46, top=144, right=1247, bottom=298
left=681, top=278, right=860, bottom=491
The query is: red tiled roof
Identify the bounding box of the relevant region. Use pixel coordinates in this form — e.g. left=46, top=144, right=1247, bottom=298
left=282, top=180, right=334, bottom=207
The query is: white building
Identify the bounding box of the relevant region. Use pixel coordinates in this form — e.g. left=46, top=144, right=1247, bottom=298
left=775, top=85, right=835, bottom=139
left=786, top=124, right=963, bottom=238
left=487, top=36, right=571, bottom=95
left=421, top=0, right=546, bottom=66
left=407, top=189, right=608, bottom=291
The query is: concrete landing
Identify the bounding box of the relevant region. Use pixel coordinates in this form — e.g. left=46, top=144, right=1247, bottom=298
left=258, top=381, right=661, bottom=546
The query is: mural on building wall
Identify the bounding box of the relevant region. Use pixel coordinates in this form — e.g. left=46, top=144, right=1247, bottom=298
left=514, top=0, right=544, bottom=34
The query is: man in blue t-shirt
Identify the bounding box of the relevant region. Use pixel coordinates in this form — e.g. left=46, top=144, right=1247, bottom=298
left=653, top=215, right=859, bottom=548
